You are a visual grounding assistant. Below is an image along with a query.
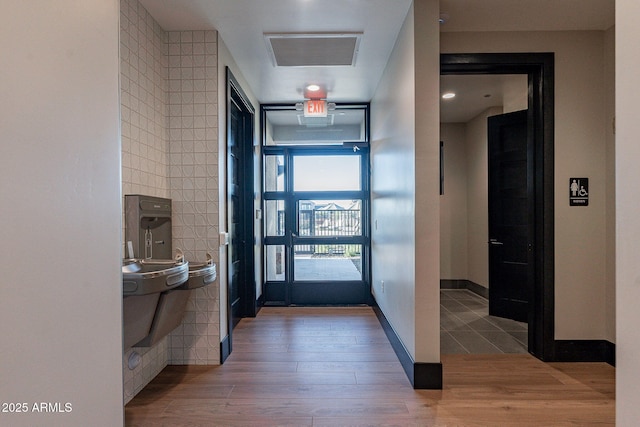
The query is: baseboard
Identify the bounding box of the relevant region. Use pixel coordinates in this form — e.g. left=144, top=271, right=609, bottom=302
left=466, top=281, right=489, bottom=299
left=220, top=335, right=231, bottom=364
left=606, top=341, right=615, bottom=366
left=440, top=279, right=488, bottom=299
left=373, top=306, right=443, bottom=389
left=554, top=340, right=615, bottom=366
left=256, top=294, right=264, bottom=315
left=413, top=362, right=444, bottom=389
left=440, top=279, right=467, bottom=290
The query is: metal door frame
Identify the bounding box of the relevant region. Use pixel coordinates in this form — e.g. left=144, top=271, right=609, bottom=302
left=260, top=103, right=372, bottom=306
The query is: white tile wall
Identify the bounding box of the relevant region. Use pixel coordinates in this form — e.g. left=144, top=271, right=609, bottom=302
left=120, top=0, right=170, bottom=404
left=167, top=30, right=220, bottom=365
left=120, top=0, right=220, bottom=404
left=122, top=340, right=168, bottom=404
left=120, top=0, right=168, bottom=198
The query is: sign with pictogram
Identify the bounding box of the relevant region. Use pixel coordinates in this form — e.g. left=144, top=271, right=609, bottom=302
left=569, top=178, right=589, bottom=206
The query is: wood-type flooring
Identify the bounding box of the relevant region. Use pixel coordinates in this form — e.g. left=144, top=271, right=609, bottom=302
left=126, top=307, right=615, bottom=426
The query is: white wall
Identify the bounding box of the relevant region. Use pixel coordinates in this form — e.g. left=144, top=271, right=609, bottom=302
left=439, top=123, right=468, bottom=279
left=603, top=25, right=616, bottom=345
left=413, top=0, right=441, bottom=362
left=465, top=107, right=503, bottom=288
left=0, top=1, right=124, bottom=426
left=371, top=3, right=417, bottom=357
left=371, top=0, right=440, bottom=363
left=442, top=30, right=610, bottom=340
left=502, top=75, right=529, bottom=113
left=616, top=1, right=640, bottom=423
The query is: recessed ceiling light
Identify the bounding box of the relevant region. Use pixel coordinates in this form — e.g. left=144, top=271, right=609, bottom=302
left=442, top=92, right=456, bottom=99
left=306, top=84, right=321, bottom=92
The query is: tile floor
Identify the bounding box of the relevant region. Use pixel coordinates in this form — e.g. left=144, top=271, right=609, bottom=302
left=441, top=289, right=528, bottom=354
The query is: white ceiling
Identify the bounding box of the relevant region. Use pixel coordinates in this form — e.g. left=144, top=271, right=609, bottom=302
left=139, top=0, right=413, bottom=103
left=440, top=74, right=528, bottom=123
left=139, top=0, right=614, bottom=106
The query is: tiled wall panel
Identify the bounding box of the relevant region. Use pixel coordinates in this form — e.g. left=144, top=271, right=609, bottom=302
left=120, top=0, right=170, bottom=404
left=120, top=0, right=168, bottom=198
left=120, top=0, right=220, bottom=403
left=167, top=30, right=220, bottom=365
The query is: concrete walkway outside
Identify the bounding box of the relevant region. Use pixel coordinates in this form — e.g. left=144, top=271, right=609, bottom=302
left=294, top=256, right=361, bottom=281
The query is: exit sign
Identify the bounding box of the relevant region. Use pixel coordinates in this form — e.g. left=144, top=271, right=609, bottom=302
left=304, top=100, right=327, bottom=117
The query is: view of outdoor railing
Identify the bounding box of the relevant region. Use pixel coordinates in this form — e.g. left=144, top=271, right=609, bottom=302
left=277, top=203, right=362, bottom=256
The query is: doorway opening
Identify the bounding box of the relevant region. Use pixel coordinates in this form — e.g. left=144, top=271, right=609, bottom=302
left=440, top=53, right=555, bottom=361
left=225, top=69, right=256, bottom=359
left=260, top=104, right=372, bottom=306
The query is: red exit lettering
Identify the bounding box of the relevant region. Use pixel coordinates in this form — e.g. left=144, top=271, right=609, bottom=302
left=304, top=100, right=327, bottom=117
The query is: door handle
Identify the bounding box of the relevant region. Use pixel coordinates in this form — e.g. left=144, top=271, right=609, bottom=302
left=489, top=239, right=504, bottom=246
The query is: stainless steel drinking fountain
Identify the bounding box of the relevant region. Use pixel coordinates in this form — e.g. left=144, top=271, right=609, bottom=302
left=122, top=195, right=188, bottom=349
left=125, top=195, right=172, bottom=260
left=122, top=195, right=216, bottom=350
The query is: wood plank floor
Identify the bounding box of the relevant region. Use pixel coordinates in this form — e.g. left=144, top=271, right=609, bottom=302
left=125, top=307, right=615, bottom=426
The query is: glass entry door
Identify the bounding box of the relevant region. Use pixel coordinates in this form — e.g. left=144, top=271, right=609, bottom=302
left=262, top=105, right=370, bottom=305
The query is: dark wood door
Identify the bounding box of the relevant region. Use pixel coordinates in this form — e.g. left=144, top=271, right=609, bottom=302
left=228, top=91, right=256, bottom=329
left=488, top=109, right=533, bottom=323
left=228, top=99, right=244, bottom=328
left=223, top=70, right=256, bottom=363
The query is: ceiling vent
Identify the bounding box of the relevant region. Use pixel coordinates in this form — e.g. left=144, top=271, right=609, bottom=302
left=265, top=32, right=362, bottom=67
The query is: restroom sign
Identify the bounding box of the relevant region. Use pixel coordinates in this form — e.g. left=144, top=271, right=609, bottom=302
left=569, top=178, right=589, bottom=206
left=304, top=100, right=327, bottom=117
